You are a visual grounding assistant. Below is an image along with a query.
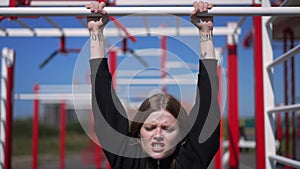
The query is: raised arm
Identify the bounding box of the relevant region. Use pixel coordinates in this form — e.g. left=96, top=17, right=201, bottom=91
left=188, top=1, right=220, bottom=153
left=87, top=0, right=129, bottom=150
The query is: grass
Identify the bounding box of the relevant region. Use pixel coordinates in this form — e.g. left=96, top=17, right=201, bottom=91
left=12, top=118, right=91, bottom=156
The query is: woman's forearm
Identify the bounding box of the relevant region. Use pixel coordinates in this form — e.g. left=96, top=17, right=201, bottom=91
left=90, top=29, right=105, bottom=59
left=199, top=30, right=216, bottom=60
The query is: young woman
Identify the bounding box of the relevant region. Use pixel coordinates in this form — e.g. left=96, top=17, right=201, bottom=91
left=87, top=1, right=220, bottom=168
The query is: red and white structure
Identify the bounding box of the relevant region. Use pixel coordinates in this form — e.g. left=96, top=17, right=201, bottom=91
left=0, top=47, right=15, bottom=169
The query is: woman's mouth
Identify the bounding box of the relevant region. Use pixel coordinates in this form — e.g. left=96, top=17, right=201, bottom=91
left=151, top=143, right=165, bottom=152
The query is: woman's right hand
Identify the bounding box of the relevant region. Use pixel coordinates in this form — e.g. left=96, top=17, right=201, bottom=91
left=190, top=1, right=213, bottom=33
left=86, top=1, right=109, bottom=32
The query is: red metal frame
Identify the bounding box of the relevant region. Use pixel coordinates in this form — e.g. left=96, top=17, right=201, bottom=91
left=215, top=64, right=223, bottom=169
left=283, top=28, right=295, bottom=168
left=227, top=43, right=239, bottom=169
left=289, top=31, right=295, bottom=160
left=276, top=111, right=282, bottom=155
left=109, top=50, right=117, bottom=90
left=32, top=83, right=39, bottom=169
left=106, top=49, right=116, bottom=169
left=60, top=101, right=66, bottom=169
left=160, top=35, right=167, bottom=93
left=4, top=52, right=15, bottom=169
left=9, top=0, right=16, bottom=7
left=283, top=29, right=290, bottom=163
left=253, top=6, right=266, bottom=169
left=95, top=144, right=103, bottom=169
left=109, top=16, right=137, bottom=43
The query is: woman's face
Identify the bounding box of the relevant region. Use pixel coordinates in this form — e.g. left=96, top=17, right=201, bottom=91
left=140, top=110, right=180, bottom=159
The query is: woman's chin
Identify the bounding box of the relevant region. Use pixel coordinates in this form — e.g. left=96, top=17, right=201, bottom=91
left=150, top=153, right=167, bottom=160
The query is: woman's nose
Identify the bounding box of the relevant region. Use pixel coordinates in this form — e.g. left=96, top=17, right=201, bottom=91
left=153, top=128, right=163, bottom=141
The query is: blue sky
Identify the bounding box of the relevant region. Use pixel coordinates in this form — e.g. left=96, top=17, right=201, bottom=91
left=0, top=15, right=299, bottom=119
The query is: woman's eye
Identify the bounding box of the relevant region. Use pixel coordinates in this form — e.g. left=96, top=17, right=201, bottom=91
left=144, top=126, right=154, bottom=131
left=164, top=127, right=175, bottom=132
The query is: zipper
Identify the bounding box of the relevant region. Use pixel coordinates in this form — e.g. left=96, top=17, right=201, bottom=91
left=157, top=160, right=160, bottom=169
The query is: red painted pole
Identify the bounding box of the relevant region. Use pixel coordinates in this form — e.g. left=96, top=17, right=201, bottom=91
left=109, top=16, right=137, bottom=43
left=106, top=159, right=112, bottom=169
left=289, top=31, right=295, bottom=160
left=90, top=109, right=103, bottom=169
left=215, top=64, right=223, bottom=169
left=0, top=17, right=7, bottom=22
left=227, top=42, right=239, bottom=169
left=9, top=0, right=16, bottom=7
left=4, top=51, right=15, bottom=169
left=32, top=84, right=39, bottom=169
left=253, top=6, right=266, bottom=169
left=109, top=50, right=117, bottom=90
left=283, top=29, right=290, bottom=164
left=107, top=50, right=116, bottom=169
left=95, top=144, right=102, bottom=169
left=298, top=115, right=300, bottom=161
left=60, top=101, right=66, bottom=169
left=283, top=28, right=294, bottom=169
left=160, top=35, right=167, bottom=93
left=276, top=111, right=282, bottom=155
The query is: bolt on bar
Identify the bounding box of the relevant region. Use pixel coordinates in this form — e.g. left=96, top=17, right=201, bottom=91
left=1, top=7, right=300, bottom=16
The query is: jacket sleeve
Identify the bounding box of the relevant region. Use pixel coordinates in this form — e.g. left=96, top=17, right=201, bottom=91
left=90, top=58, right=129, bottom=168
left=187, top=59, right=220, bottom=167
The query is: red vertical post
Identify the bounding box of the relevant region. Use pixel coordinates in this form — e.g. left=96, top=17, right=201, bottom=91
left=227, top=41, right=239, bottom=169
left=289, top=31, right=295, bottom=160
left=4, top=51, right=15, bottom=169
left=109, top=50, right=117, bottom=90
left=160, top=35, right=167, bottom=93
left=60, top=101, right=66, bottom=169
left=297, top=115, right=300, bottom=161
left=106, top=159, right=112, bottom=169
left=107, top=50, right=116, bottom=169
left=283, top=28, right=295, bottom=169
left=9, top=0, right=16, bottom=7
left=215, top=63, right=223, bottom=169
left=32, top=84, right=39, bottom=169
left=95, top=144, right=102, bottom=169
left=283, top=29, right=290, bottom=164
left=253, top=6, right=266, bottom=169
left=276, top=112, right=282, bottom=155
left=90, top=109, right=103, bottom=169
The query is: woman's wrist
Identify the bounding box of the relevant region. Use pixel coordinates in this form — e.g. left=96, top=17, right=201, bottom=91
left=89, top=28, right=104, bottom=34
left=199, top=30, right=213, bottom=43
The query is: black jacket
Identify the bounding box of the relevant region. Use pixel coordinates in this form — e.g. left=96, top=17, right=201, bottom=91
left=90, top=58, right=220, bottom=169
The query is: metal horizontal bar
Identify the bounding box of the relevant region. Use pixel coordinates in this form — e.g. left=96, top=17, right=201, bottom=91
left=117, top=78, right=196, bottom=85
left=269, top=155, right=300, bottom=168
left=0, top=27, right=236, bottom=37
left=223, top=140, right=256, bottom=148
left=15, top=93, right=90, bottom=100
left=267, top=104, right=300, bottom=114
left=115, top=0, right=253, bottom=6
left=30, top=0, right=253, bottom=6
left=1, top=7, right=300, bottom=16
left=267, top=44, right=300, bottom=69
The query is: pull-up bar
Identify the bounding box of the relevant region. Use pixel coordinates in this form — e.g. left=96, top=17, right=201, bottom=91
left=1, top=7, right=300, bottom=16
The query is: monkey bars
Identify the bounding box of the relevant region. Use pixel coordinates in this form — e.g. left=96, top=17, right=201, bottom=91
left=1, top=7, right=300, bottom=16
